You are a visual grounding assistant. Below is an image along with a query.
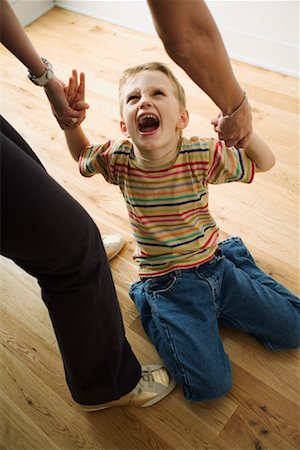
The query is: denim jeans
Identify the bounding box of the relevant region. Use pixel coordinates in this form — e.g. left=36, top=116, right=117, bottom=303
left=129, top=237, right=300, bottom=402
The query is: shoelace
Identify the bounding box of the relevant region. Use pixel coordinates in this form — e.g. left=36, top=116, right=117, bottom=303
left=141, top=366, right=154, bottom=387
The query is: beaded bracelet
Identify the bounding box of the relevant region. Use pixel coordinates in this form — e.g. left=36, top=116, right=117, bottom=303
left=222, top=92, right=247, bottom=119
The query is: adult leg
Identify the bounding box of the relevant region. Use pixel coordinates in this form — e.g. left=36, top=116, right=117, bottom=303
left=1, top=116, right=45, bottom=168
left=1, top=122, right=141, bottom=405
left=218, top=237, right=300, bottom=351
left=0, top=117, right=124, bottom=261
left=130, top=268, right=232, bottom=402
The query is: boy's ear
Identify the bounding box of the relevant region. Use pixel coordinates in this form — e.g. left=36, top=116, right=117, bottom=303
left=177, top=109, right=189, bottom=130
left=120, top=120, right=130, bottom=137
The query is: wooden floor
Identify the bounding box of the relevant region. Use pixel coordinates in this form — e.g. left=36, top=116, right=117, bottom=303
left=1, top=7, right=299, bottom=450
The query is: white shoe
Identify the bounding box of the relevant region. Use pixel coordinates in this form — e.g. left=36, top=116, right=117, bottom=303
left=102, top=234, right=125, bottom=260
left=79, top=365, right=176, bottom=411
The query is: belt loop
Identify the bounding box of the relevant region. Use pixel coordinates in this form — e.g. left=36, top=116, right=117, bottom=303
left=175, top=269, right=182, bottom=278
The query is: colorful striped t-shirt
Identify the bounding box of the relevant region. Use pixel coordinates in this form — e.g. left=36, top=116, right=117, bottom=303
left=79, top=136, right=255, bottom=277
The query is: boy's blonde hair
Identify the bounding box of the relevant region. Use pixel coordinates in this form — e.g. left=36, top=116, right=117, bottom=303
left=119, top=62, right=186, bottom=115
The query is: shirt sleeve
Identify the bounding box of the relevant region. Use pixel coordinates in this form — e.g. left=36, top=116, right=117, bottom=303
left=206, top=139, right=255, bottom=184
left=79, top=140, right=117, bottom=184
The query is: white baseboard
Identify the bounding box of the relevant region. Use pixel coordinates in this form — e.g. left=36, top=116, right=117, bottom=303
left=220, top=27, right=299, bottom=78
left=11, top=1, right=54, bottom=27
left=54, top=1, right=157, bottom=35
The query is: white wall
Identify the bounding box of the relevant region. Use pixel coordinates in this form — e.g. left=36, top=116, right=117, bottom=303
left=55, top=0, right=299, bottom=77
left=11, top=0, right=299, bottom=77
left=207, top=1, right=299, bottom=77
left=10, top=0, right=54, bottom=27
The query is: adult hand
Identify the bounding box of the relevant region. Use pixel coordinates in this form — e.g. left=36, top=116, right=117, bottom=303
left=211, top=100, right=252, bottom=148
left=43, top=75, right=88, bottom=129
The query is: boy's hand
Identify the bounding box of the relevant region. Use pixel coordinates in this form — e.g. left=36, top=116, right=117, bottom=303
left=44, top=75, right=83, bottom=130
left=211, top=100, right=252, bottom=148
left=64, top=70, right=89, bottom=127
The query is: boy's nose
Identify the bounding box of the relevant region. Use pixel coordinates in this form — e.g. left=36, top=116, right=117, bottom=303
left=140, top=96, right=152, bottom=108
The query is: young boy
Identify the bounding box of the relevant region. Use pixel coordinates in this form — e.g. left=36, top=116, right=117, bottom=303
left=63, top=63, right=300, bottom=402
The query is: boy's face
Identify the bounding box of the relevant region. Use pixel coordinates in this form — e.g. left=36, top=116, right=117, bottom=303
left=120, top=70, right=188, bottom=155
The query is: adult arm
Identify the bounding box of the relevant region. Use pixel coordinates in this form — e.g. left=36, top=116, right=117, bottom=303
left=147, top=0, right=252, bottom=147
left=0, top=0, right=85, bottom=129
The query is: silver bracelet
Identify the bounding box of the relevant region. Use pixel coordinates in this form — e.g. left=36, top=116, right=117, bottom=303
left=222, top=92, right=247, bottom=119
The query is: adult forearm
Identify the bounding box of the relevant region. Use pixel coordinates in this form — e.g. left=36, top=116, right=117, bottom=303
left=1, top=0, right=84, bottom=129
left=147, top=0, right=244, bottom=113
left=0, top=0, right=45, bottom=76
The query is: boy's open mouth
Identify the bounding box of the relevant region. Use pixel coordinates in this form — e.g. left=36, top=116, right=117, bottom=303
left=137, top=114, right=160, bottom=133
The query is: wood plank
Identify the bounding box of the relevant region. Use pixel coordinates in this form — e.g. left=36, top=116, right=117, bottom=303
left=0, top=391, right=59, bottom=450
left=219, top=408, right=292, bottom=450
left=222, top=328, right=300, bottom=405
left=227, top=363, right=300, bottom=449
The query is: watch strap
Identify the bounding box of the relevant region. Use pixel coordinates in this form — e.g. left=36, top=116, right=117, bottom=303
left=28, top=58, right=53, bottom=86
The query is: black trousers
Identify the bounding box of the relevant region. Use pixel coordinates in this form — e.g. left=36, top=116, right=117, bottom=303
left=0, top=116, right=141, bottom=404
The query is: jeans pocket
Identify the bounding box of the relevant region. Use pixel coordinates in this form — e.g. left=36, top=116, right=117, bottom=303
left=146, top=273, right=177, bottom=295
left=287, top=296, right=300, bottom=308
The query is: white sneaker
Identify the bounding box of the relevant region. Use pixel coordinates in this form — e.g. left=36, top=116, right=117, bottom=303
left=102, top=234, right=125, bottom=260
left=79, top=365, right=176, bottom=411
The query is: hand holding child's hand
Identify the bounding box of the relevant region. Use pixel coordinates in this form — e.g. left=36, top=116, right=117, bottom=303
left=211, top=99, right=252, bottom=148
left=64, top=70, right=89, bottom=127
left=44, top=75, right=83, bottom=130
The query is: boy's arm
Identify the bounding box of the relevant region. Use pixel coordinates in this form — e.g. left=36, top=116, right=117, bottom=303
left=63, top=70, right=90, bottom=161
left=244, top=133, right=275, bottom=173
left=64, top=126, right=90, bottom=162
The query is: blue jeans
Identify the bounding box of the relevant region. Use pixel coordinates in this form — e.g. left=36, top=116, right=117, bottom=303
left=129, top=237, right=300, bottom=402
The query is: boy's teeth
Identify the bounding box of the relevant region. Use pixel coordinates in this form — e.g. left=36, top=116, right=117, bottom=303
left=138, top=115, right=159, bottom=132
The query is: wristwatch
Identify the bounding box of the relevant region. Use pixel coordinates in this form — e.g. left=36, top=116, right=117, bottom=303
left=27, top=58, right=53, bottom=86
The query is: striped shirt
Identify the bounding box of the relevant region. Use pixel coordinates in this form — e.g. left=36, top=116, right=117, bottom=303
left=79, top=136, right=255, bottom=277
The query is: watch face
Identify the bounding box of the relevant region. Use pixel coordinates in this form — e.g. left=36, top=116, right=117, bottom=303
left=47, top=69, right=53, bottom=81
left=28, top=60, right=53, bottom=85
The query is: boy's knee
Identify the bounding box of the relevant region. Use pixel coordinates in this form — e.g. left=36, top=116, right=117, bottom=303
left=183, top=368, right=232, bottom=402
left=270, top=331, right=300, bottom=351
left=266, top=311, right=300, bottom=351
left=207, top=375, right=232, bottom=400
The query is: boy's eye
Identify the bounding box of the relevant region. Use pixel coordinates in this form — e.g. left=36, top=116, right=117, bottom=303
left=153, top=90, right=164, bottom=96
left=127, top=95, right=139, bottom=103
